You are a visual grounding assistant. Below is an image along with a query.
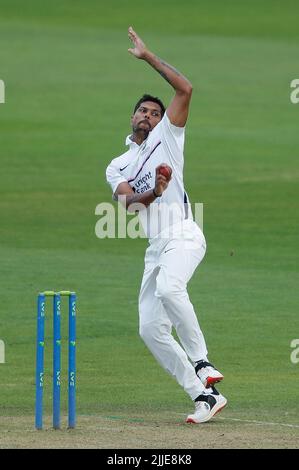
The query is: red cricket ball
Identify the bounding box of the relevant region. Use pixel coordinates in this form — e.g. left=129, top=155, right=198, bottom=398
left=159, top=165, right=172, bottom=180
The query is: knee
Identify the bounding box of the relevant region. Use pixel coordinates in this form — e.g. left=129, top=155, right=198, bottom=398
left=155, top=275, right=184, bottom=302
left=139, top=320, right=170, bottom=346
left=139, top=321, right=158, bottom=344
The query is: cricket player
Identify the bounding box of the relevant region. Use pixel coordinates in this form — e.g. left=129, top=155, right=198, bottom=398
left=106, top=27, right=227, bottom=423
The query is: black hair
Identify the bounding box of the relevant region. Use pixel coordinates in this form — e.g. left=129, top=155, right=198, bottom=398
left=133, top=94, right=165, bottom=116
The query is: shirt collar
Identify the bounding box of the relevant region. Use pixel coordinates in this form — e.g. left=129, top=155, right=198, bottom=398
left=125, top=134, right=138, bottom=147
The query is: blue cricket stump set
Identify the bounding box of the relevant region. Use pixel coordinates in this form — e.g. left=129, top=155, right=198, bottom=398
left=35, top=290, right=76, bottom=430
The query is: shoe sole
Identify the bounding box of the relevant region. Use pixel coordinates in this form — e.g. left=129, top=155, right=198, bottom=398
left=205, top=375, right=224, bottom=387
left=186, top=398, right=227, bottom=424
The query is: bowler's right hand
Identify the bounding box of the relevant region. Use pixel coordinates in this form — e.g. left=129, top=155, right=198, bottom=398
left=154, top=164, right=172, bottom=197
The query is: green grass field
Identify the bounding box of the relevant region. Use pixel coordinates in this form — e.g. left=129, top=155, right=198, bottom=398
left=0, top=0, right=299, bottom=448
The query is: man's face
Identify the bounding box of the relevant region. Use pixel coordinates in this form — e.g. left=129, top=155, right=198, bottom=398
left=131, top=101, right=163, bottom=135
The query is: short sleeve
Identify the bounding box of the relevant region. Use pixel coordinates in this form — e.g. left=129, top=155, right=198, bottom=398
left=159, top=111, right=185, bottom=166
left=106, top=160, right=127, bottom=195
left=164, top=111, right=185, bottom=138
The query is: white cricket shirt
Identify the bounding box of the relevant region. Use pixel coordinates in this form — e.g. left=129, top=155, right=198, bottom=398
left=106, top=111, right=193, bottom=240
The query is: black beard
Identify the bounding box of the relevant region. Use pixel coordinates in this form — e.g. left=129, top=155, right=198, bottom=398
left=134, top=119, right=151, bottom=132
left=132, top=124, right=150, bottom=141
left=136, top=127, right=150, bottom=137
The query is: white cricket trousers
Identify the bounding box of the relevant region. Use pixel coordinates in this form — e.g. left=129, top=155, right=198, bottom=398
left=139, top=219, right=208, bottom=400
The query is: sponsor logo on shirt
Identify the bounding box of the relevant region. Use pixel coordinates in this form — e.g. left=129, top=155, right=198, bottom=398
left=133, top=171, right=153, bottom=193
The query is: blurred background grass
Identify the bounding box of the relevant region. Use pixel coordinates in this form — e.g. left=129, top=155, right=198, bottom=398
left=0, top=0, right=298, bottom=424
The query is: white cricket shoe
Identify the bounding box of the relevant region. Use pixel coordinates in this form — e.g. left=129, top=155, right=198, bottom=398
left=195, top=360, right=224, bottom=387
left=186, top=387, right=227, bottom=424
